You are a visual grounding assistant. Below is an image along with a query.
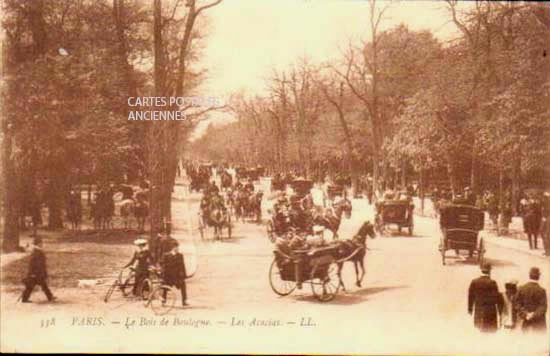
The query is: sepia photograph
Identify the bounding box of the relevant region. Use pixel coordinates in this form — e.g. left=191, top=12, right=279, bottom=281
left=0, top=0, right=549, bottom=354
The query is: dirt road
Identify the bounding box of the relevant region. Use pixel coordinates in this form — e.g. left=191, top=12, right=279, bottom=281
left=1, top=187, right=549, bottom=354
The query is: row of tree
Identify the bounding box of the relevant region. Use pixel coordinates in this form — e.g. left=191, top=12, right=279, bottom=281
left=190, top=1, right=550, bottom=213
left=1, top=0, right=223, bottom=252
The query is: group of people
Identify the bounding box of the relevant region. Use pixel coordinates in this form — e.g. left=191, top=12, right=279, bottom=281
left=122, top=234, right=189, bottom=307
left=272, top=192, right=309, bottom=235
left=468, top=263, right=547, bottom=334
left=20, top=230, right=190, bottom=307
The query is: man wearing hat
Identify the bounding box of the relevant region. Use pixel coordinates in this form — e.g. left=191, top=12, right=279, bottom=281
left=124, top=238, right=153, bottom=296
left=161, top=242, right=188, bottom=306
left=516, top=267, right=547, bottom=333
left=21, top=237, right=56, bottom=303
left=468, top=263, right=503, bottom=332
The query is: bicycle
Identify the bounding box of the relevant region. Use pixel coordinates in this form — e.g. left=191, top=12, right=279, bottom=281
left=103, top=267, right=149, bottom=303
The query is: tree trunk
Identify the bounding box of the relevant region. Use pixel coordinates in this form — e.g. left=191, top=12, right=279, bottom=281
left=420, top=166, right=425, bottom=214
left=470, top=147, right=478, bottom=195
left=446, top=159, right=458, bottom=197
left=511, top=155, right=521, bottom=216
left=2, top=124, right=21, bottom=251
left=47, top=199, right=63, bottom=229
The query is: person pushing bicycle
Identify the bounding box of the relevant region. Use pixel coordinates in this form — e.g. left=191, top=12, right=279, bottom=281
left=123, top=238, right=153, bottom=296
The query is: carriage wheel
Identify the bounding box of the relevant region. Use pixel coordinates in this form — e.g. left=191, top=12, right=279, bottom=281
left=267, top=221, right=275, bottom=243
left=148, top=285, right=176, bottom=315
left=269, top=259, right=296, bottom=296
left=477, top=239, right=485, bottom=265
left=310, top=261, right=339, bottom=302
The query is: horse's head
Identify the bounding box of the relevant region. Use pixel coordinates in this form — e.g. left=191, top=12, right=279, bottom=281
left=357, top=220, right=376, bottom=239
left=335, top=199, right=352, bottom=219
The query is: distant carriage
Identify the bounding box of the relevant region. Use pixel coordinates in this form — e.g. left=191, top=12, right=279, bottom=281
left=374, top=196, right=414, bottom=236
left=439, top=204, right=485, bottom=265
left=198, top=198, right=232, bottom=240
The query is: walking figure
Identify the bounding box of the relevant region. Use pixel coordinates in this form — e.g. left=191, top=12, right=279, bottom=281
left=468, top=263, right=503, bottom=333
left=161, top=242, right=188, bottom=306
left=21, top=238, right=56, bottom=303
left=516, top=267, right=547, bottom=333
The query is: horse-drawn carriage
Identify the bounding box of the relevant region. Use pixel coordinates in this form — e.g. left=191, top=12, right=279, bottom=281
left=269, top=221, right=376, bottom=301
left=439, top=204, right=485, bottom=265
left=374, top=196, right=414, bottom=236
left=269, top=244, right=341, bottom=301
left=188, top=163, right=213, bottom=192
left=269, top=179, right=315, bottom=238
left=198, top=196, right=232, bottom=240
left=235, top=166, right=264, bottom=182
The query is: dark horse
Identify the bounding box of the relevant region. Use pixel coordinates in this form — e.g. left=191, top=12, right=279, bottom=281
left=236, top=190, right=263, bottom=223
left=208, top=206, right=229, bottom=240
left=333, top=221, right=376, bottom=291
left=313, top=198, right=352, bottom=239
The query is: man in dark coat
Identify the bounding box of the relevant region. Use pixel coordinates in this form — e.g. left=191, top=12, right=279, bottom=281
left=523, top=199, right=542, bottom=249
left=153, top=233, right=178, bottom=264
left=468, top=263, right=503, bottom=332
left=21, top=238, right=56, bottom=303
left=161, top=242, right=188, bottom=306
left=516, top=267, right=547, bottom=333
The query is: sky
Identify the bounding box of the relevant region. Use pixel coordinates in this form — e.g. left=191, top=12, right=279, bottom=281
left=191, top=0, right=466, bottom=138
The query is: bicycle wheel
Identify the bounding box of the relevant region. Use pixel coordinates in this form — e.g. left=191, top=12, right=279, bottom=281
left=149, top=285, right=176, bottom=315
left=104, top=280, right=119, bottom=303
left=120, top=269, right=135, bottom=297
left=140, top=278, right=153, bottom=301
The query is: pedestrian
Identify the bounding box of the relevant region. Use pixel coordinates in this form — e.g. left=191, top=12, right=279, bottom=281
left=500, top=280, right=519, bottom=331
left=161, top=242, right=188, bottom=306
left=468, top=262, right=503, bottom=333
left=123, top=238, right=153, bottom=296
left=523, top=199, right=542, bottom=249
left=516, top=267, right=547, bottom=333
left=21, top=237, right=56, bottom=303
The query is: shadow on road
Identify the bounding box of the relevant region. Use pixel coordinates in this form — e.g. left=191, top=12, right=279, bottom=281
left=292, top=285, right=408, bottom=306
left=443, top=255, right=517, bottom=268
left=481, top=257, right=517, bottom=267
left=379, top=231, right=429, bottom=239
left=197, top=235, right=247, bottom=244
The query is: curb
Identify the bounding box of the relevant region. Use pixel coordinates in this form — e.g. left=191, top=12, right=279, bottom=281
left=481, top=232, right=549, bottom=260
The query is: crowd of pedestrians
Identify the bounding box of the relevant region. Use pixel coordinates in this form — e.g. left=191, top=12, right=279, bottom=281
left=468, top=263, right=547, bottom=334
